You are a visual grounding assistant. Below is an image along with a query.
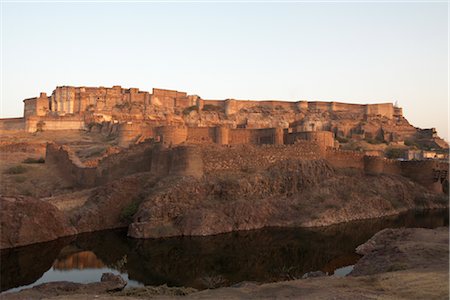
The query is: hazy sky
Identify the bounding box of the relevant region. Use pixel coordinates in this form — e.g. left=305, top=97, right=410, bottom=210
left=1, top=2, right=448, bottom=140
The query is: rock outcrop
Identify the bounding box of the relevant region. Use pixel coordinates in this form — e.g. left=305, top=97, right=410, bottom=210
left=2, top=273, right=127, bottom=300
left=68, top=176, right=146, bottom=233
left=351, top=227, right=449, bottom=276
left=0, top=196, right=76, bottom=249
left=127, top=160, right=448, bottom=238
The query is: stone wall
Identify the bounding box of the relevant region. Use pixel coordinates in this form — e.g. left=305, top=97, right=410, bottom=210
left=46, top=141, right=204, bottom=187
left=201, top=142, right=321, bottom=174
left=117, top=122, right=154, bottom=147
left=399, top=160, right=448, bottom=194
left=286, top=131, right=334, bottom=149
left=151, top=88, right=193, bottom=109
left=186, top=127, right=216, bottom=144
left=25, top=116, right=85, bottom=132
left=325, top=149, right=365, bottom=169
left=365, top=103, right=394, bottom=119
left=45, top=143, right=97, bottom=187
left=155, top=126, right=188, bottom=146
left=95, top=141, right=154, bottom=185
left=0, top=118, right=25, bottom=131
left=150, top=145, right=203, bottom=178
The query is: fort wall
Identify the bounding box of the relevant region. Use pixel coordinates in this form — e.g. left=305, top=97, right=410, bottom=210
left=117, top=122, right=154, bottom=147
left=45, top=138, right=447, bottom=194
left=325, top=148, right=365, bottom=170
left=365, top=103, right=394, bottom=119
left=400, top=160, right=448, bottom=194
left=0, top=118, right=25, bottom=131
left=155, top=125, right=188, bottom=146
left=25, top=116, right=85, bottom=132
left=186, top=127, right=216, bottom=144
left=95, top=141, right=154, bottom=185
left=45, top=143, right=97, bottom=187
left=201, top=142, right=322, bottom=174
left=286, top=131, right=334, bottom=150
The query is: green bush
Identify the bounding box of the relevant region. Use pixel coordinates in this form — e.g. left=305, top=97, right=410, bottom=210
left=23, top=157, right=45, bottom=164
left=183, top=106, right=198, bottom=115
left=120, top=201, right=140, bottom=222
left=4, top=165, right=28, bottom=174
left=13, top=176, right=27, bottom=183
left=364, top=137, right=386, bottom=145
left=335, top=136, right=349, bottom=143
left=202, top=104, right=223, bottom=112
left=36, top=121, right=46, bottom=132
left=385, top=148, right=405, bottom=159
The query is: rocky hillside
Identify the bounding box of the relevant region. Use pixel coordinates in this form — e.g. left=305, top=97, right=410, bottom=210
left=127, top=159, right=448, bottom=238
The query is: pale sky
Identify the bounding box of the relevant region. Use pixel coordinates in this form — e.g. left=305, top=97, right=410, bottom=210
left=1, top=2, right=448, bottom=140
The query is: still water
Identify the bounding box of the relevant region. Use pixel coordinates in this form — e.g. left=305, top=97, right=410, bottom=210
left=1, top=209, right=448, bottom=293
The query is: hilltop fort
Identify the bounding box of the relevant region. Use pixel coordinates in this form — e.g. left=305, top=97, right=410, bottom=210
left=0, top=85, right=448, bottom=248
left=0, top=85, right=447, bottom=153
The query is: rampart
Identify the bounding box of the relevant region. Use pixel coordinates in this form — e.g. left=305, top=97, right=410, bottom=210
left=325, top=148, right=365, bottom=169
left=45, top=141, right=204, bottom=187
left=286, top=131, right=335, bottom=149
left=45, top=143, right=97, bottom=187
left=201, top=142, right=321, bottom=174
left=0, top=118, right=25, bottom=131
left=45, top=138, right=448, bottom=194
left=25, top=116, right=86, bottom=132
left=15, top=85, right=402, bottom=123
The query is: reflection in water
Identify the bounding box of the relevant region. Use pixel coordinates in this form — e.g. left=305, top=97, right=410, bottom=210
left=1, top=209, right=448, bottom=292
left=53, top=251, right=105, bottom=270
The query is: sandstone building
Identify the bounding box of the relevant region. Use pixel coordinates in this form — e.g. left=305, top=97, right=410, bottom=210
left=0, top=85, right=447, bottom=151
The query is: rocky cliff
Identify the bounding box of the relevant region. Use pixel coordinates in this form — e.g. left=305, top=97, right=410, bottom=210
left=126, top=160, right=447, bottom=238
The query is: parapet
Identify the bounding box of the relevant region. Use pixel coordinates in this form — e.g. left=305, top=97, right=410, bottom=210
left=365, top=103, right=394, bottom=119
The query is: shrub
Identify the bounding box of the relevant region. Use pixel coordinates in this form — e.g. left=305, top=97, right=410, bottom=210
left=120, top=200, right=141, bottom=222
left=115, top=102, right=131, bottom=110
left=183, top=106, right=198, bottom=115
left=36, top=121, right=45, bottom=132
left=202, top=104, right=223, bottom=112
left=364, top=137, right=386, bottom=145
left=23, top=157, right=45, bottom=164
left=335, top=136, right=349, bottom=143
left=13, top=176, right=27, bottom=183
left=4, top=165, right=28, bottom=174
left=385, top=148, right=405, bottom=159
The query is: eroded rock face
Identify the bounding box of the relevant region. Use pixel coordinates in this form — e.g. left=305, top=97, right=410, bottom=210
left=69, top=176, right=145, bottom=233
left=128, top=160, right=448, bottom=239
left=0, top=196, right=76, bottom=249
left=351, top=227, right=449, bottom=276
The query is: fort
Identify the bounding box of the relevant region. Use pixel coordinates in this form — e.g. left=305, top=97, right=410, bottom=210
left=0, top=85, right=446, bottom=194
left=1, top=85, right=447, bottom=194
left=2, top=85, right=447, bottom=151
left=1, top=85, right=449, bottom=253
left=0, top=85, right=415, bottom=143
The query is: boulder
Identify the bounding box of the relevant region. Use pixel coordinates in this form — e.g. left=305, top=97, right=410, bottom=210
left=0, top=196, right=76, bottom=249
